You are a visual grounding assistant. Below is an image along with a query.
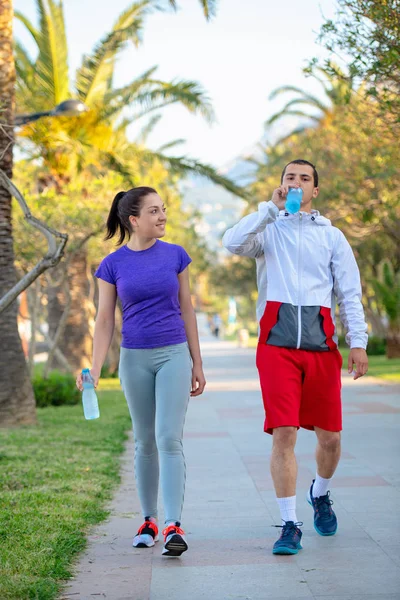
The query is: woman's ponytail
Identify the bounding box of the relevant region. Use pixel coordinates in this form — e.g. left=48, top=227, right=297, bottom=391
left=105, top=191, right=127, bottom=245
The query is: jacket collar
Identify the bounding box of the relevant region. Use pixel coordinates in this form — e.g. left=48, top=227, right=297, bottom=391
left=278, top=209, right=331, bottom=226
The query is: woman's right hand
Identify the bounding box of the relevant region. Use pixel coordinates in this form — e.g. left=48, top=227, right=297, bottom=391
left=75, top=369, right=100, bottom=391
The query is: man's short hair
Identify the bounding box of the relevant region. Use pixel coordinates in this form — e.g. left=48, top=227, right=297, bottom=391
left=281, top=159, right=319, bottom=187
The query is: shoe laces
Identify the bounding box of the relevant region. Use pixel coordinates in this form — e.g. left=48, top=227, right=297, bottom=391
left=162, top=522, right=185, bottom=538
left=275, top=521, right=303, bottom=541
left=138, top=518, right=158, bottom=536
left=314, top=491, right=334, bottom=519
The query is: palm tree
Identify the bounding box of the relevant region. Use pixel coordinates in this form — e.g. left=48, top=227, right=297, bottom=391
left=15, top=0, right=243, bottom=372
left=265, top=63, right=356, bottom=141
left=15, top=0, right=240, bottom=190
left=0, top=0, right=36, bottom=425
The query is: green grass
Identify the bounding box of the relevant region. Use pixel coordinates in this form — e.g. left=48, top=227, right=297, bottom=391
left=0, top=382, right=131, bottom=600
left=238, top=337, right=400, bottom=382
left=340, top=349, right=400, bottom=382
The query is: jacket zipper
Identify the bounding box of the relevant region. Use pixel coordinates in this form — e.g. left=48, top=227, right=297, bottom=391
left=297, top=213, right=303, bottom=349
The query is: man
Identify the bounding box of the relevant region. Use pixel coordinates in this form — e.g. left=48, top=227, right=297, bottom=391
left=222, top=159, right=368, bottom=555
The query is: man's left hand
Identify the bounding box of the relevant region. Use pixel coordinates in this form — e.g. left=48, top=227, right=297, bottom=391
left=348, top=348, right=368, bottom=380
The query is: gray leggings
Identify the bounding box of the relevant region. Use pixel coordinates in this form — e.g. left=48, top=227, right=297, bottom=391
left=119, top=343, right=191, bottom=524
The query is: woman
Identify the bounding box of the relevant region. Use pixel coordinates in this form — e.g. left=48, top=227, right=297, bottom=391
left=76, top=186, right=206, bottom=557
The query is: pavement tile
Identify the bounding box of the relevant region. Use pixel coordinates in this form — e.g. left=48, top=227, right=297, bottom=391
left=150, top=564, right=314, bottom=600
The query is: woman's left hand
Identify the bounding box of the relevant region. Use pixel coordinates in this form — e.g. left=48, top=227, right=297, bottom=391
left=191, top=364, right=206, bottom=397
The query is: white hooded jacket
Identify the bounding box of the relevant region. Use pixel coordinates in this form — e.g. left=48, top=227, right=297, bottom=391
left=222, top=200, right=368, bottom=351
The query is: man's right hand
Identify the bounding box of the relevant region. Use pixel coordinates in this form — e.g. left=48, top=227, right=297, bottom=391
left=271, top=185, right=289, bottom=210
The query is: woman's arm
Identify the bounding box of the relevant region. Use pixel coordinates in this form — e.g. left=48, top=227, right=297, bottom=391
left=178, top=267, right=206, bottom=396
left=76, top=279, right=117, bottom=390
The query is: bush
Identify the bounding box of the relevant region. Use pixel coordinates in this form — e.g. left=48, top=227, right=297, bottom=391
left=100, top=364, right=119, bottom=379
left=338, top=335, right=386, bottom=356
left=32, top=370, right=81, bottom=408
left=366, top=336, right=387, bottom=356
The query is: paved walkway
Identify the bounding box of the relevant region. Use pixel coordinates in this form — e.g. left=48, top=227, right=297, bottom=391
left=62, top=338, right=400, bottom=600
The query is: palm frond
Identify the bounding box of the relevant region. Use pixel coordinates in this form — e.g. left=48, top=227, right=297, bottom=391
left=166, top=0, right=217, bottom=20
left=269, top=86, right=329, bottom=113
left=15, top=41, right=35, bottom=84
left=32, top=0, right=70, bottom=107
left=265, top=98, right=326, bottom=127
left=97, top=66, right=158, bottom=121
left=266, top=109, right=321, bottom=129
left=199, top=0, right=217, bottom=20
left=136, top=114, right=163, bottom=143
left=269, top=86, right=305, bottom=101
left=157, top=139, right=186, bottom=151
left=113, top=0, right=152, bottom=35
left=14, top=11, right=41, bottom=46
left=47, top=0, right=70, bottom=103
left=99, top=76, right=214, bottom=125
left=75, top=1, right=150, bottom=105
left=15, top=42, right=38, bottom=112
left=134, top=79, right=215, bottom=122
left=139, top=149, right=248, bottom=198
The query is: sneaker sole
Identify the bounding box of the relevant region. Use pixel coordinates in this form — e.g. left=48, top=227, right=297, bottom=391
left=273, top=544, right=302, bottom=555
left=162, top=534, right=188, bottom=557
left=133, top=534, right=159, bottom=548
left=307, top=498, right=337, bottom=537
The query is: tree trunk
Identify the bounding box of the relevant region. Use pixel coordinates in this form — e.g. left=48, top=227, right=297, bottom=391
left=47, top=249, right=94, bottom=372
left=386, top=330, right=400, bottom=359
left=0, top=0, right=36, bottom=426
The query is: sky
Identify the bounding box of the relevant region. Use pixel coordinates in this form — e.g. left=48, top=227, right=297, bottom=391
left=14, top=0, right=338, bottom=169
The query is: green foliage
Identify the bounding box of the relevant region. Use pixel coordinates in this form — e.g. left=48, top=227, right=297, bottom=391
left=338, top=335, right=386, bottom=355
left=32, top=370, right=80, bottom=407
left=100, top=364, right=119, bottom=379
left=371, top=261, right=400, bottom=326
left=315, top=0, right=400, bottom=116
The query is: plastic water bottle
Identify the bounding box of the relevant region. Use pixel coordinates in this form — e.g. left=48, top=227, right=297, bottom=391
left=82, top=369, right=100, bottom=420
left=285, top=187, right=303, bottom=214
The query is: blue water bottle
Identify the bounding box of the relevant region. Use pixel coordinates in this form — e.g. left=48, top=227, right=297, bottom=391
left=82, top=369, right=100, bottom=420
left=285, top=187, right=303, bottom=214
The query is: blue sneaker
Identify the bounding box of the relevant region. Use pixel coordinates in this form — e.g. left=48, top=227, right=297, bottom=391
left=307, top=480, right=337, bottom=536
left=272, top=521, right=303, bottom=555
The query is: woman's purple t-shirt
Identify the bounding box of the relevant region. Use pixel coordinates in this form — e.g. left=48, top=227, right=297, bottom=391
left=95, top=240, right=191, bottom=349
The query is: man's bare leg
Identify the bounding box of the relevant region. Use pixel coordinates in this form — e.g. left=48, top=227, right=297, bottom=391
left=270, top=426, right=298, bottom=498
left=315, top=427, right=341, bottom=481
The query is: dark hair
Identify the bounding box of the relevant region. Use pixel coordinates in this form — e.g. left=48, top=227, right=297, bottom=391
left=105, top=186, right=157, bottom=245
left=281, top=159, right=318, bottom=187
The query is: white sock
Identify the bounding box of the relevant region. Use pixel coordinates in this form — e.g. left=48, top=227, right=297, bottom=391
left=276, top=496, right=297, bottom=525
left=312, top=474, right=332, bottom=498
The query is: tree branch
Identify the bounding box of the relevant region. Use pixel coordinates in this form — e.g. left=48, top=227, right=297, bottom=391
left=0, top=169, right=68, bottom=313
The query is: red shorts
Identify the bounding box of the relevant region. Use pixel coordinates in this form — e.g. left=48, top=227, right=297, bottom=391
left=256, top=344, right=343, bottom=435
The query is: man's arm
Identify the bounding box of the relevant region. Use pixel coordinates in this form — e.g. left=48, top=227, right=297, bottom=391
left=222, top=200, right=279, bottom=258
left=331, top=230, right=368, bottom=379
